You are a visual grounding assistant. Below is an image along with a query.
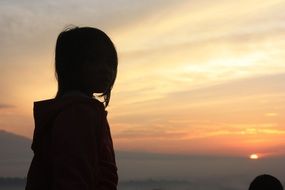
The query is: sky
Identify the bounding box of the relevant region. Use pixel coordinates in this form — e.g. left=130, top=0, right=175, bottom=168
left=0, top=0, right=285, bottom=159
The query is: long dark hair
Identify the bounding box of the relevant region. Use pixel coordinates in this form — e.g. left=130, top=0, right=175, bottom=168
left=54, top=26, right=118, bottom=107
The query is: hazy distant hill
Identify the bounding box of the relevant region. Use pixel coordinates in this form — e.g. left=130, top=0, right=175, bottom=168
left=0, top=130, right=33, bottom=177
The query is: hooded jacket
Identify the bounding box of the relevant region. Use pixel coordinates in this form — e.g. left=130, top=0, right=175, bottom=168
left=25, top=92, right=118, bottom=190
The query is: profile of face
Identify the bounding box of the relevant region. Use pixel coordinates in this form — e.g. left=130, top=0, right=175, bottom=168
left=80, top=55, right=115, bottom=94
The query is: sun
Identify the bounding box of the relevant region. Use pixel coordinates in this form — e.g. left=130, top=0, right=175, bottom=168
left=249, top=154, right=259, bottom=160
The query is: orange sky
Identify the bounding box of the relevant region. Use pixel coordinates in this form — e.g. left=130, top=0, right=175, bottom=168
left=0, top=0, right=285, bottom=157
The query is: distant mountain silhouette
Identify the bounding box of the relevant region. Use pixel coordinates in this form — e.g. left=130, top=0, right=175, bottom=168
left=0, top=130, right=33, bottom=177
left=0, top=177, right=26, bottom=188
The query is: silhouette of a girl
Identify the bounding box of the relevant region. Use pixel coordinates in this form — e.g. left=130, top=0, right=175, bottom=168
left=25, top=26, right=118, bottom=190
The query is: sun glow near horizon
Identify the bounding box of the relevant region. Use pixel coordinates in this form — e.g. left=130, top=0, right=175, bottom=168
left=249, top=154, right=259, bottom=160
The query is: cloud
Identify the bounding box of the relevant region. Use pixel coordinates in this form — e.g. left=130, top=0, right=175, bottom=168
left=166, top=73, right=285, bottom=103
left=0, top=104, right=15, bottom=109
left=112, top=26, right=285, bottom=111
left=115, top=0, right=285, bottom=50
left=113, top=126, right=187, bottom=139
left=111, top=73, right=285, bottom=118
left=110, top=73, right=285, bottom=155
left=0, top=0, right=185, bottom=47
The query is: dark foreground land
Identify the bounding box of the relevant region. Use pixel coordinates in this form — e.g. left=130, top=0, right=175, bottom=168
left=0, top=177, right=253, bottom=190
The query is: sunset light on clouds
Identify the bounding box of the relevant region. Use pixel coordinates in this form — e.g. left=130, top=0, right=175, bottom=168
left=0, top=0, right=285, bottom=158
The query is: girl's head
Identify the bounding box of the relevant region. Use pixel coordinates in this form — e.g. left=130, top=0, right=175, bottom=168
left=54, top=26, right=118, bottom=107
left=249, top=174, right=283, bottom=190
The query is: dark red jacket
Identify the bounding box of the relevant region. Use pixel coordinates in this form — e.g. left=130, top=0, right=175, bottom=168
left=25, top=93, right=118, bottom=190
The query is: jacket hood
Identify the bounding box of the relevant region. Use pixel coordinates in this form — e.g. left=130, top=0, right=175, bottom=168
left=31, top=92, right=104, bottom=153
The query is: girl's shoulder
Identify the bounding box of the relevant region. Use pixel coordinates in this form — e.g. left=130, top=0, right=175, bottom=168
left=60, top=97, right=105, bottom=120
left=56, top=91, right=105, bottom=113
